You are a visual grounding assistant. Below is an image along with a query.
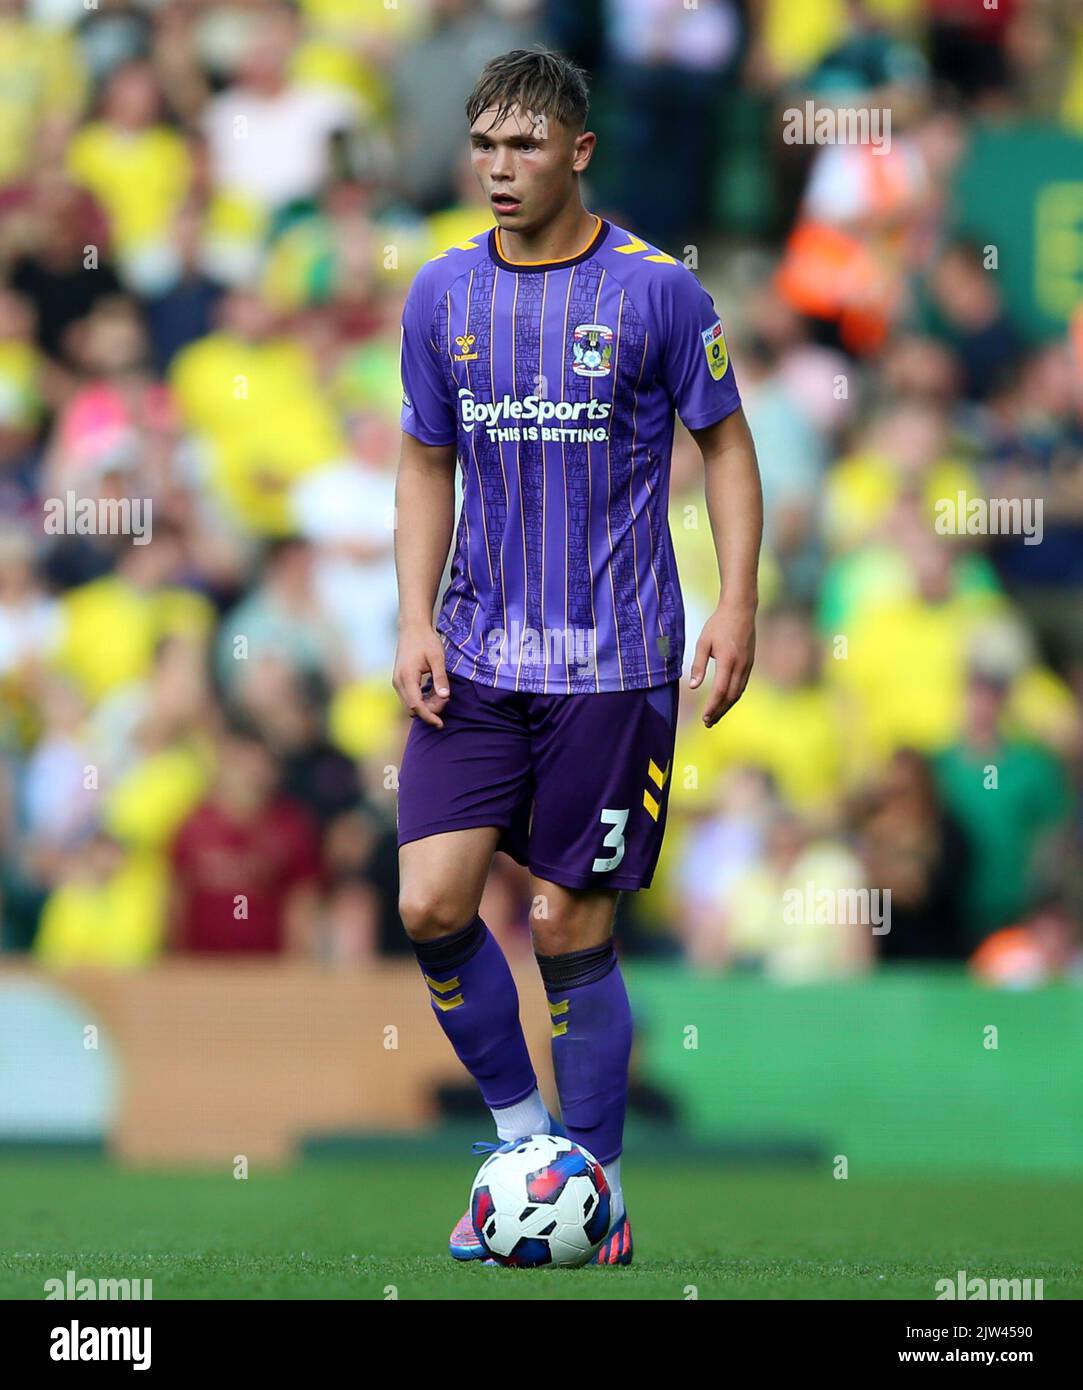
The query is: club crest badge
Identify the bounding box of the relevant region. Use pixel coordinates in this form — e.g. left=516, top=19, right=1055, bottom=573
left=572, top=323, right=613, bottom=377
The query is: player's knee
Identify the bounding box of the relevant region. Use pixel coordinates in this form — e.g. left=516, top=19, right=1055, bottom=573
left=398, top=885, right=473, bottom=942
left=531, top=916, right=608, bottom=958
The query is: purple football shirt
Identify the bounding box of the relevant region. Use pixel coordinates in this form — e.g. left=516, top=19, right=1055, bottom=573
left=399, top=216, right=741, bottom=694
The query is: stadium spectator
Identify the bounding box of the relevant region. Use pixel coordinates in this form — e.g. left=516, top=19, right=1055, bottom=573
left=855, top=747, right=970, bottom=961
left=65, top=59, right=194, bottom=295
left=5, top=175, right=120, bottom=366
left=390, top=0, right=529, bottom=213
left=934, top=669, right=1073, bottom=945
left=673, top=604, right=850, bottom=822
left=201, top=4, right=360, bottom=217
left=602, top=0, right=742, bottom=249
left=0, top=0, right=87, bottom=185
left=169, top=715, right=323, bottom=955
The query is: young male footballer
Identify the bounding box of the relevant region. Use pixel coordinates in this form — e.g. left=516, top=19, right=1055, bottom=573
left=392, top=48, right=762, bottom=1266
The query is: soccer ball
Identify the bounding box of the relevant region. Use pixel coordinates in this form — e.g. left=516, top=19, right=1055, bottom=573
left=469, top=1133, right=611, bottom=1267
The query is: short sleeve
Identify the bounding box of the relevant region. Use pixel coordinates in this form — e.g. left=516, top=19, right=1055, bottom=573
left=654, top=269, right=741, bottom=431
left=400, top=272, right=456, bottom=445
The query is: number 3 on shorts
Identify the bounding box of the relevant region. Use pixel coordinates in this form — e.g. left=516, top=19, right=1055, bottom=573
left=592, top=807, right=629, bottom=873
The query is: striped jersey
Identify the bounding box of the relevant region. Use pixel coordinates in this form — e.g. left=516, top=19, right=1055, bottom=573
left=399, top=215, right=741, bottom=694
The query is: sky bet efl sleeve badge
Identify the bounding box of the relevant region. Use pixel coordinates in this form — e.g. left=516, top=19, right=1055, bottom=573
left=701, top=319, right=729, bottom=380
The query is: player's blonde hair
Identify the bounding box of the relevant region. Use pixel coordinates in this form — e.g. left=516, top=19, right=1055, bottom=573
left=466, top=46, right=590, bottom=135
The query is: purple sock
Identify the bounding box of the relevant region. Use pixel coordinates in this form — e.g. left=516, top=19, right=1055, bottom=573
left=412, top=915, right=537, bottom=1109
left=537, top=941, right=632, bottom=1166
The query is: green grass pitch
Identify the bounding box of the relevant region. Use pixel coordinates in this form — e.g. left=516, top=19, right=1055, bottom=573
left=3, top=1155, right=1081, bottom=1300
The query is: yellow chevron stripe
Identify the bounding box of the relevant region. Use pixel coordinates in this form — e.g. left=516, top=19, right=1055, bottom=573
left=612, top=233, right=648, bottom=256
left=645, top=252, right=677, bottom=264
left=643, top=789, right=661, bottom=822
left=547, top=998, right=569, bottom=1017
left=551, top=1020, right=568, bottom=1037
left=647, top=758, right=670, bottom=789
left=432, top=993, right=464, bottom=1012
left=429, top=239, right=479, bottom=262
left=424, top=974, right=461, bottom=994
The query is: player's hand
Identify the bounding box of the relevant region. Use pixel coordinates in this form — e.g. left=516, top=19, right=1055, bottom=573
left=689, top=601, right=756, bottom=728
left=393, top=624, right=450, bottom=728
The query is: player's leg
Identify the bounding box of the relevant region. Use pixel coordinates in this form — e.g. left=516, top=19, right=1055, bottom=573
left=396, top=674, right=557, bottom=1259
left=401, top=829, right=553, bottom=1260
left=529, top=878, right=632, bottom=1259
left=399, top=829, right=544, bottom=1133
left=524, top=680, right=680, bottom=1265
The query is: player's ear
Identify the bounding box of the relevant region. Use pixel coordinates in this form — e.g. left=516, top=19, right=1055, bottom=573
left=572, top=130, right=596, bottom=174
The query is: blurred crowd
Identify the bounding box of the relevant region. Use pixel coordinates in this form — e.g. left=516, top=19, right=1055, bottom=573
left=0, top=0, right=1081, bottom=986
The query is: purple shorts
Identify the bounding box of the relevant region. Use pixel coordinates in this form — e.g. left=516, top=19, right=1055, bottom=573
left=396, top=674, right=679, bottom=891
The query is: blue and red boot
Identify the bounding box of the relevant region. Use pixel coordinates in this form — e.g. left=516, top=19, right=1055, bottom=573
left=449, top=1120, right=566, bottom=1262
left=448, top=1207, right=490, bottom=1262
left=588, top=1211, right=633, bottom=1266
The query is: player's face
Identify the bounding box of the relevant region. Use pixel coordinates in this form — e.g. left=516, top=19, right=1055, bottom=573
left=469, top=105, right=592, bottom=236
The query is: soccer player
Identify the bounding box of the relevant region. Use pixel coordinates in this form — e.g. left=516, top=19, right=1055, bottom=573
left=393, top=47, right=762, bottom=1266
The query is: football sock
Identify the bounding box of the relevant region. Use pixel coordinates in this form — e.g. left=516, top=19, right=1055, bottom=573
left=602, top=1157, right=624, bottom=1226
left=412, top=915, right=538, bottom=1112
left=490, top=1088, right=550, bottom=1143
left=536, top=939, right=631, bottom=1214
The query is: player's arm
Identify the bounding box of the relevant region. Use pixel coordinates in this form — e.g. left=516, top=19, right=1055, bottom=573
left=688, top=407, right=763, bottom=728
left=393, top=264, right=458, bottom=729
left=650, top=267, right=762, bottom=727
left=392, top=432, right=456, bottom=728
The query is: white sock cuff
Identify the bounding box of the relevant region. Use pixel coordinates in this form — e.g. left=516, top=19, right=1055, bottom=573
left=602, top=1157, right=623, bottom=1224
left=491, top=1088, right=550, bottom=1143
